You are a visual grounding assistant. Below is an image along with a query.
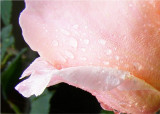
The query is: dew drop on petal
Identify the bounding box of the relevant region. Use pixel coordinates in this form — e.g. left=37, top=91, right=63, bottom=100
left=61, top=29, right=70, bottom=36
left=84, top=26, right=88, bottom=29
left=124, top=64, right=129, bottom=68
left=103, top=61, right=109, bottom=65
left=98, top=39, right=106, bottom=45
left=81, top=48, right=86, bottom=52
left=65, top=50, right=74, bottom=59
left=72, top=24, right=79, bottom=29
left=83, top=39, right=89, bottom=45
left=115, top=56, right=120, bottom=60
left=128, top=104, right=132, bottom=107
left=80, top=57, right=87, bottom=61
left=133, top=62, right=143, bottom=71
left=129, top=3, right=133, bottom=7
left=105, top=49, right=112, bottom=55
left=82, top=33, right=86, bottom=36
left=69, top=37, right=78, bottom=48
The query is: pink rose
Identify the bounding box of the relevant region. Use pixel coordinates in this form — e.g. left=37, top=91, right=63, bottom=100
left=16, top=0, right=160, bottom=113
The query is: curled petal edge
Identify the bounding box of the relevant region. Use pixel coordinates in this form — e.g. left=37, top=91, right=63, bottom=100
left=15, top=57, right=159, bottom=97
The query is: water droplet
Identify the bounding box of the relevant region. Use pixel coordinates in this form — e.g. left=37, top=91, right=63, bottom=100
left=123, top=35, right=127, bottom=39
left=65, top=51, right=74, bottom=59
left=135, top=103, right=138, bottom=106
left=81, top=48, right=86, bottom=52
left=103, top=61, right=109, bottom=65
left=72, top=24, right=79, bottom=29
left=124, top=64, right=129, bottom=68
left=150, top=67, right=153, bottom=71
left=129, top=4, right=133, bottom=7
left=82, top=33, right=86, bottom=36
left=143, top=24, right=146, bottom=27
left=60, top=57, right=67, bottom=63
left=115, top=56, right=120, bottom=60
left=133, top=62, right=143, bottom=71
left=61, top=29, right=70, bottom=35
left=128, top=104, right=132, bottom=107
left=52, top=41, right=59, bottom=47
left=80, top=57, right=87, bottom=61
left=113, top=66, right=119, bottom=69
left=74, top=80, right=78, bottom=84
left=101, top=70, right=105, bottom=73
left=98, top=39, right=106, bottom=45
left=69, top=38, right=77, bottom=48
left=83, top=39, right=89, bottom=44
left=45, top=29, right=48, bottom=32
left=120, top=60, right=123, bottom=63
left=84, top=26, right=88, bottom=29
left=142, top=4, right=146, bottom=8
left=105, top=49, right=112, bottom=55
left=142, top=106, right=146, bottom=111
left=93, top=92, right=96, bottom=95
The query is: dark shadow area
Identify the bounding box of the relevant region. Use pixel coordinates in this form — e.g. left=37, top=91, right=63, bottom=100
left=50, top=83, right=101, bottom=113
left=12, top=1, right=27, bottom=50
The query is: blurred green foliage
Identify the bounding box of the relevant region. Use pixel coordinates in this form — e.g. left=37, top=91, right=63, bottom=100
left=100, top=110, right=114, bottom=114
left=1, top=0, right=12, bottom=25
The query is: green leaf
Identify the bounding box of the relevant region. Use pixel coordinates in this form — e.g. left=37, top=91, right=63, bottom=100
left=7, top=100, right=21, bottom=114
left=1, top=0, right=12, bottom=25
left=100, top=110, right=114, bottom=114
left=1, top=24, right=14, bottom=60
left=1, top=48, right=27, bottom=99
left=30, top=89, right=55, bottom=114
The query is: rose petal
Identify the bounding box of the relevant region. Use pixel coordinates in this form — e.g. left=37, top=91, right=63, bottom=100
left=16, top=57, right=128, bottom=97
left=17, top=0, right=160, bottom=113
left=20, top=0, right=160, bottom=91
left=16, top=57, right=160, bottom=113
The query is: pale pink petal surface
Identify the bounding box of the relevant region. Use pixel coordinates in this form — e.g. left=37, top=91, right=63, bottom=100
left=16, top=0, right=160, bottom=113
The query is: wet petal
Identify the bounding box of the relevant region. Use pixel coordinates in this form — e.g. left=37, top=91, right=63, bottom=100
left=17, top=0, right=160, bottom=113
left=20, top=0, right=160, bottom=91
left=16, top=58, right=160, bottom=113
